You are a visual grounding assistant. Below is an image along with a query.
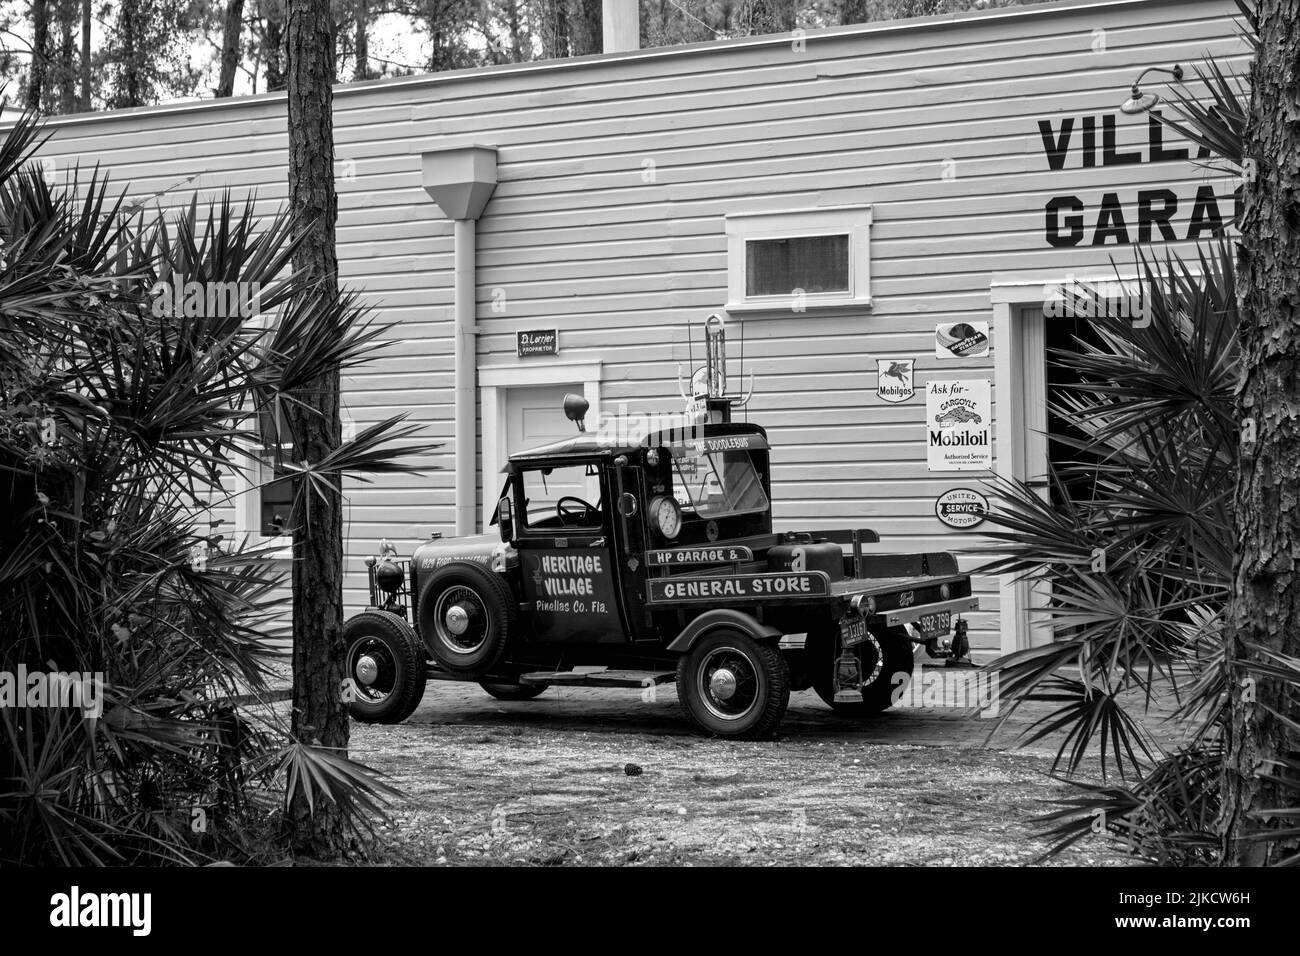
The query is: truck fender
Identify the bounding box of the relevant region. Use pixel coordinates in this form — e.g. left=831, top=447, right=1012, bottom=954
left=666, top=609, right=782, bottom=654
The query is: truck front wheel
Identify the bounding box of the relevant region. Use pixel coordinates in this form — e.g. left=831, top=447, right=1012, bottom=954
left=807, top=624, right=915, bottom=717
left=344, top=610, right=427, bottom=723
left=676, top=630, right=789, bottom=740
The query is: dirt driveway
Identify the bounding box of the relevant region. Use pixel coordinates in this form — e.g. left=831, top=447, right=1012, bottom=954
left=355, top=672, right=1179, bottom=866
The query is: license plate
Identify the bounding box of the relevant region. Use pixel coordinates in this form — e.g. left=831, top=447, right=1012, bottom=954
left=916, top=611, right=951, bottom=637
left=840, top=617, right=868, bottom=647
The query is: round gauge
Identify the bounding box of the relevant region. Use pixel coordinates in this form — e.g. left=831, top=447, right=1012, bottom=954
left=648, top=495, right=682, bottom=540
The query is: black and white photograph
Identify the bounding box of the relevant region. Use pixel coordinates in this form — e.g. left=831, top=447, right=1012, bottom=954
left=0, top=0, right=1290, bottom=935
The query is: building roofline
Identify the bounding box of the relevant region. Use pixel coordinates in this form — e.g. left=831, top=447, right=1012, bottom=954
left=3, top=0, right=1214, bottom=132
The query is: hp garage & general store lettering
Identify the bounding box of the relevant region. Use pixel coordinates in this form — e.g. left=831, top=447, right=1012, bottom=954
left=658, top=575, right=814, bottom=600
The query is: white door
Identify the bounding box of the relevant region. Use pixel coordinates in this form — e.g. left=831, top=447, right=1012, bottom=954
left=1016, top=305, right=1054, bottom=648
left=500, top=383, right=596, bottom=513
left=505, top=383, right=583, bottom=458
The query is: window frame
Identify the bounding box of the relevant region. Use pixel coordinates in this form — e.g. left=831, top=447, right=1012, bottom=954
left=232, top=399, right=294, bottom=560
left=724, top=205, right=873, bottom=314
left=669, top=446, right=770, bottom=522
left=516, top=459, right=608, bottom=534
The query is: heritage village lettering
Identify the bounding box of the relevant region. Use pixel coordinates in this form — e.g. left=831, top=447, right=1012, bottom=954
left=1037, top=112, right=1234, bottom=246
left=538, top=553, right=602, bottom=597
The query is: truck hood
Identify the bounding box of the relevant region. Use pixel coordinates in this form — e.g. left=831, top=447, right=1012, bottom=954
left=410, top=533, right=503, bottom=572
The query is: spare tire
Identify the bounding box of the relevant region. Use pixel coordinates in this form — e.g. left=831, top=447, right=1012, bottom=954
left=417, top=562, right=516, bottom=674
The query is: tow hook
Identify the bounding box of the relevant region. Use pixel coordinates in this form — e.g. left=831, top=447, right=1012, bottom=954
left=922, top=617, right=974, bottom=668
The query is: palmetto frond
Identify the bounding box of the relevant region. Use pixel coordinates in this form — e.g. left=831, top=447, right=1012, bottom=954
left=0, top=102, right=434, bottom=864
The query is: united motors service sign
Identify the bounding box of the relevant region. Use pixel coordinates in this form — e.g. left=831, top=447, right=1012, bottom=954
left=935, top=488, right=990, bottom=529
left=927, top=379, right=991, bottom=472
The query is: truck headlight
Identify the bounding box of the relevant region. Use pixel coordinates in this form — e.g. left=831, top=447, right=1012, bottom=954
left=490, top=544, right=517, bottom=573
left=374, top=558, right=405, bottom=594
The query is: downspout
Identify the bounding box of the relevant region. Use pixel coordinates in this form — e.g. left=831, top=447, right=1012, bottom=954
left=420, top=146, right=498, bottom=537
left=453, top=217, right=476, bottom=537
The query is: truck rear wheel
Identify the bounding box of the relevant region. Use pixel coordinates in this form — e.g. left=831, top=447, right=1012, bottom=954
left=677, top=630, right=789, bottom=740
left=479, top=682, right=547, bottom=701
left=418, top=563, right=516, bottom=675
left=807, top=623, right=915, bottom=717
left=344, top=610, right=427, bottom=723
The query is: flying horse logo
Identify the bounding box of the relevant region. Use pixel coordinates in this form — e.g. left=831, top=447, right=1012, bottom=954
left=876, top=359, right=915, bottom=404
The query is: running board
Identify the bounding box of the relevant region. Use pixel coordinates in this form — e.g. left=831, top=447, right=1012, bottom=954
left=518, top=668, right=677, bottom=689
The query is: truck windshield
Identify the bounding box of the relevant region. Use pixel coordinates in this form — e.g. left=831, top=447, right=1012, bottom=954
left=670, top=445, right=768, bottom=519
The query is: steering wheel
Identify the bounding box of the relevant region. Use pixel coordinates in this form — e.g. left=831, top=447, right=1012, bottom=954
left=557, top=496, right=598, bottom=523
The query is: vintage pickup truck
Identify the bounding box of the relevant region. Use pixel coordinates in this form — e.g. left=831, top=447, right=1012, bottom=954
left=342, top=388, right=978, bottom=739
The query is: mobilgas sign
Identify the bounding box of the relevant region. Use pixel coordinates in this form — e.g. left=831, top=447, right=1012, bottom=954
left=646, top=546, right=754, bottom=566
left=876, top=359, right=915, bottom=404
left=1037, top=112, right=1234, bottom=247
left=647, top=571, right=829, bottom=604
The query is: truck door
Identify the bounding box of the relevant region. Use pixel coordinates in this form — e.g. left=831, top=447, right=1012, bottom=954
left=514, top=459, right=627, bottom=643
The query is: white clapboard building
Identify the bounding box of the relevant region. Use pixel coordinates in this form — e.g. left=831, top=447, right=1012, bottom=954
left=16, top=0, right=1246, bottom=659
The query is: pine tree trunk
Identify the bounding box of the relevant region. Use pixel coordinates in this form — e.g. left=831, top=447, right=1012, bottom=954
left=353, top=0, right=368, bottom=81
left=568, top=0, right=602, bottom=55
left=218, top=0, right=246, bottom=97
left=264, top=0, right=287, bottom=92
left=56, top=0, right=75, bottom=112
left=285, top=0, right=347, bottom=858
left=28, top=0, right=48, bottom=111
left=539, top=0, right=571, bottom=58
left=117, top=0, right=142, bottom=106
left=839, top=0, right=869, bottom=25
left=505, top=0, right=524, bottom=61
left=79, top=0, right=90, bottom=111
left=1223, top=0, right=1300, bottom=867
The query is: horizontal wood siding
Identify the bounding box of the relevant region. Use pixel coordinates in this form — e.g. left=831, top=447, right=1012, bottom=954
left=16, top=0, right=1243, bottom=655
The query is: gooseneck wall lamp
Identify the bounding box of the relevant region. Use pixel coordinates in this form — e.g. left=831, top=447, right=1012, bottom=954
left=1120, top=64, right=1185, bottom=114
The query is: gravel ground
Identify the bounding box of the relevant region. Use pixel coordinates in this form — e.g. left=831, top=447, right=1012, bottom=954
left=344, top=674, right=1182, bottom=866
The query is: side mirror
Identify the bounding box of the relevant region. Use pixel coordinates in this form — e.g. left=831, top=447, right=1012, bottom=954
left=498, top=496, right=514, bottom=543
